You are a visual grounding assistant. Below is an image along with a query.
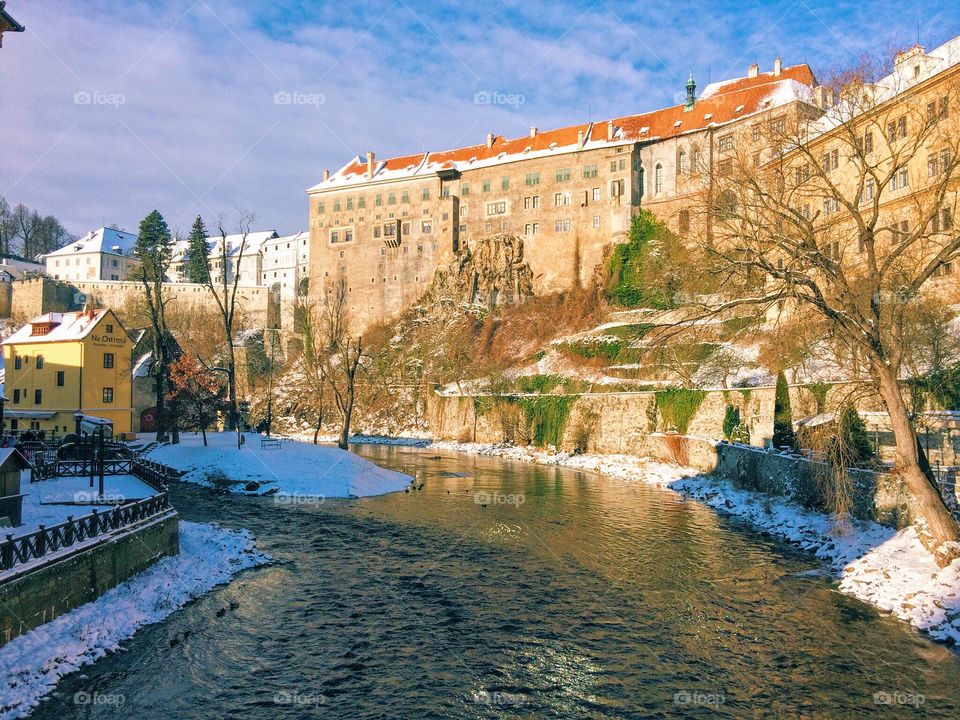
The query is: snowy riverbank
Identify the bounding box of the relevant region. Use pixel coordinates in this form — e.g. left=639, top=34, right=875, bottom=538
left=0, top=521, right=270, bottom=719
left=147, top=432, right=411, bottom=498
left=347, top=435, right=960, bottom=647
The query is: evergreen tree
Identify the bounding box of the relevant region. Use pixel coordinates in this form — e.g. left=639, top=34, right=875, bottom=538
left=772, top=370, right=796, bottom=450
left=834, top=405, right=875, bottom=466
left=183, top=215, right=210, bottom=283
left=135, top=210, right=178, bottom=443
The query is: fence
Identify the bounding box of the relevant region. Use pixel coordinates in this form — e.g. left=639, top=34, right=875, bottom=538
left=0, top=493, right=171, bottom=573
left=30, top=453, right=178, bottom=492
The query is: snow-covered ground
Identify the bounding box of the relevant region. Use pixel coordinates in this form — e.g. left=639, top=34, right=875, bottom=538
left=347, top=436, right=960, bottom=647
left=146, top=432, right=411, bottom=498
left=15, top=474, right=158, bottom=537
left=0, top=521, right=270, bottom=720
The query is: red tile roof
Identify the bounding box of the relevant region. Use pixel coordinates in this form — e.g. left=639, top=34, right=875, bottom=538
left=316, top=64, right=816, bottom=189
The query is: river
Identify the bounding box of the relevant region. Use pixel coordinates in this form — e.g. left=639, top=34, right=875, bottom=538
left=28, top=445, right=960, bottom=718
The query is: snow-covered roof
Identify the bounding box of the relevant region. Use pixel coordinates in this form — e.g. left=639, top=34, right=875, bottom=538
left=309, top=64, right=817, bottom=192
left=2, top=309, right=120, bottom=345
left=171, top=230, right=278, bottom=262
left=43, top=227, right=139, bottom=259
left=809, top=34, right=960, bottom=137
left=262, top=231, right=307, bottom=248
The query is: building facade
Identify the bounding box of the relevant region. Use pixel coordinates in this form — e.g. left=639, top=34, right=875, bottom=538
left=307, top=61, right=820, bottom=332
left=1, top=308, right=134, bottom=434
left=169, top=230, right=278, bottom=287
left=43, top=227, right=141, bottom=283
left=259, top=231, right=309, bottom=300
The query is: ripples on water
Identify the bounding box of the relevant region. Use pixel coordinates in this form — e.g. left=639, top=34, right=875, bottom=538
left=29, top=446, right=960, bottom=719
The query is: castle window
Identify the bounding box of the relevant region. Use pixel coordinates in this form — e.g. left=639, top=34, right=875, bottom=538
left=486, top=201, right=507, bottom=216
left=501, top=176, right=509, bottom=190
left=12, top=389, right=19, bottom=404
left=103, top=387, right=113, bottom=403
left=678, top=149, right=688, bottom=175
left=461, top=183, right=470, bottom=196
left=592, top=187, right=600, bottom=201
left=422, top=188, right=430, bottom=201
left=524, top=173, right=540, bottom=186
left=346, top=197, right=354, bottom=210
left=482, top=179, right=491, bottom=193
left=555, top=167, right=571, bottom=182
left=523, top=195, right=540, bottom=210
left=593, top=215, right=600, bottom=228
left=56, top=370, right=65, bottom=386
left=401, top=191, right=409, bottom=203
left=333, top=199, right=341, bottom=212
left=35, top=355, right=44, bottom=369
left=375, top=194, right=383, bottom=207
left=582, top=165, right=597, bottom=179
left=388, top=192, right=396, bottom=205
left=422, top=220, right=433, bottom=234
left=34, top=389, right=42, bottom=405
left=655, top=164, right=664, bottom=193
left=358, top=197, right=366, bottom=209
left=718, top=134, right=734, bottom=152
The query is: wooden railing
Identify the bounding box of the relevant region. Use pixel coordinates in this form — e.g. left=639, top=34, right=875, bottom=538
left=0, top=493, right=171, bottom=573
left=30, top=453, right=179, bottom=493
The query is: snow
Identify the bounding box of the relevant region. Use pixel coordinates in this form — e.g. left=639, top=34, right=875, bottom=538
left=146, top=432, right=411, bottom=498
left=15, top=474, right=158, bottom=537
left=349, top=435, right=960, bottom=647
left=0, top=521, right=269, bottom=720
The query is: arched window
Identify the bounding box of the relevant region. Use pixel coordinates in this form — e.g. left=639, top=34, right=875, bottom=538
left=655, top=164, right=664, bottom=194
left=678, top=149, right=688, bottom=175
left=638, top=166, right=645, bottom=198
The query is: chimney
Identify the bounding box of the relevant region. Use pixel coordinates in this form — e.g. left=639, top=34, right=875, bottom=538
left=606, top=120, right=614, bottom=141
left=773, top=57, right=782, bottom=76
left=366, top=151, right=375, bottom=179
left=577, top=130, right=584, bottom=148
left=748, top=63, right=759, bottom=78
left=323, top=168, right=330, bottom=181
left=486, top=132, right=495, bottom=148
left=529, top=127, right=537, bottom=138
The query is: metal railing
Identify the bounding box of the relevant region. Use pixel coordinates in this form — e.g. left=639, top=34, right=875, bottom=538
left=0, top=493, right=172, bottom=573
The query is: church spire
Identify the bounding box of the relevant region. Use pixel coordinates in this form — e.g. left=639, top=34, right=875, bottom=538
left=684, top=70, right=696, bottom=111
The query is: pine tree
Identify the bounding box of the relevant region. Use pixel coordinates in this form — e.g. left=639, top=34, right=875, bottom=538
left=135, top=210, right=177, bottom=443
left=772, top=370, right=796, bottom=450
left=183, top=215, right=210, bottom=284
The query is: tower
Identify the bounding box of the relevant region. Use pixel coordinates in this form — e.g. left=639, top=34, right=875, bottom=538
left=684, top=70, right=696, bottom=111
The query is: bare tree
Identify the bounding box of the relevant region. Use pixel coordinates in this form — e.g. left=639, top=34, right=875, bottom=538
left=202, top=210, right=256, bottom=449
left=695, top=57, right=960, bottom=559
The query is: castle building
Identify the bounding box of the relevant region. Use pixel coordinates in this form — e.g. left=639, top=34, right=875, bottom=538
left=260, top=231, right=309, bottom=300
left=169, top=230, right=278, bottom=286
left=42, top=227, right=141, bottom=282
left=2, top=308, right=134, bottom=434
left=307, top=61, right=822, bottom=332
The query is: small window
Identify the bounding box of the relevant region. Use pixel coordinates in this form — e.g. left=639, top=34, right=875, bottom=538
left=421, top=188, right=430, bottom=201
left=501, top=176, right=509, bottom=191
left=524, top=173, right=540, bottom=186
left=14, top=356, right=21, bottom=370
left=35, top=355, right=44, bottom=369
left=103, top=353, right=115, bottom=369
left=105, top=324, right=113, bottom=333
left=12, top=389, right=20, bottom=404
left=103, top=387, right=114, bottom=403
left=34, top=389, right=42, bottom=404
left=56, top=370, right=65, bottom=387
left=582, top=165, right=598, bottom=179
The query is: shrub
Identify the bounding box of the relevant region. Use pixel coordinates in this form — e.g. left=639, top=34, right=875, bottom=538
left=605, top=211, right=681, bottom=309
left=772, top=370, right=796, bottom=450
left=655, top=387, right=707, bottom=434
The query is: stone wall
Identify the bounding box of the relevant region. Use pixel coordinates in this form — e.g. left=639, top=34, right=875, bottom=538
left=0, top=511, right=179, bottom=645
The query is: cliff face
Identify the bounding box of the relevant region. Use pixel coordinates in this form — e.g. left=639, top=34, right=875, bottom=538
left=425, top=235, right=534, bottom=307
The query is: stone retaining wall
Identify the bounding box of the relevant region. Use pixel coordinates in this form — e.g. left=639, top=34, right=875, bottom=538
left=0, top=510, right=180, bottom=645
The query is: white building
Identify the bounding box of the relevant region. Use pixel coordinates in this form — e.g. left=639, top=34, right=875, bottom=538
left=170, top=230, right=277, bottom=286
left=42, top=227, right=141, bottom=282
left=259, top=231, right=309, bottom=299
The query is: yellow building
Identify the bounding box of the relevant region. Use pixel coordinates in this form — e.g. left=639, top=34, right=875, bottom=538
left=2, top=308, right=133, bottom=434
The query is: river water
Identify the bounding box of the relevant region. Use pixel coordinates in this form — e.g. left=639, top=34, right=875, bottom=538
left=28, top=445, right=960, bottom=718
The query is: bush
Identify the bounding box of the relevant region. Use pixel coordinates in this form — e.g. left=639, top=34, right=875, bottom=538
left=655, top=387, right=707, bottom=434
left=605, top=211, right=681, bottom=309
left=773, top=370, right=796, bottom=450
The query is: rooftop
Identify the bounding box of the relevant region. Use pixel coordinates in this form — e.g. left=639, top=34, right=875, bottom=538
left=3, top=308, right=120, bottom=345
left=310, top=62, right=817, bottom=192
left=43, top=227, right=139, bottom=259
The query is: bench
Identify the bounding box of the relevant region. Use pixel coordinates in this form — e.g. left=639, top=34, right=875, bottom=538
left=260, top=438, right=282, bottom=449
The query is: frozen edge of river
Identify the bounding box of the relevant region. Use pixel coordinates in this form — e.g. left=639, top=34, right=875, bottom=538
left=0, top=521, right=271, bottom=720
left=345, top=435, right=960, bottom=648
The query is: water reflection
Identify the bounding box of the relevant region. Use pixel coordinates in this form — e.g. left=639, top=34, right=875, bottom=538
left=28, top=445, right=960, bottom=719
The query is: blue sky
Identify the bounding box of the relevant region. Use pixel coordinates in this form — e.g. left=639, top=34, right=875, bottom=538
left=1, top=0, right=959, bottom=239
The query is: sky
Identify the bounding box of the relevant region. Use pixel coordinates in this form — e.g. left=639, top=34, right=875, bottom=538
left=1, top=0, right=959, bottom=240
